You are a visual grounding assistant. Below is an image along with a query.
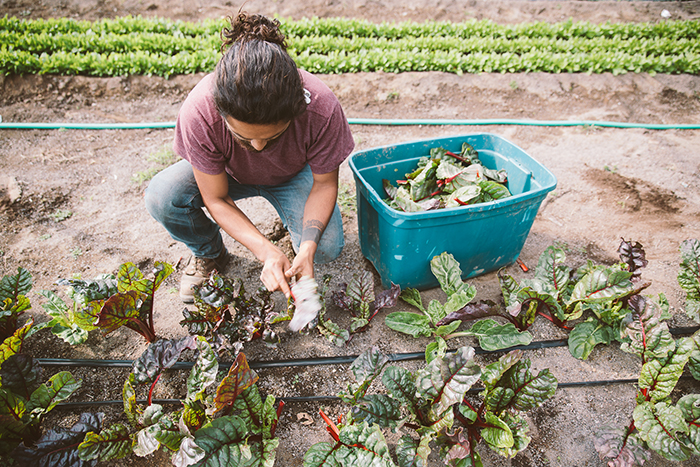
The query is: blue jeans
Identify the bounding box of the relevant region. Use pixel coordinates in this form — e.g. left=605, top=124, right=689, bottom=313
left=144, top=160, right=344, bottom=263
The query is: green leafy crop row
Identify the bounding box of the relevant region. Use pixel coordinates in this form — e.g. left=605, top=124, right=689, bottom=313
left=1, top=15, right=698, bottom=77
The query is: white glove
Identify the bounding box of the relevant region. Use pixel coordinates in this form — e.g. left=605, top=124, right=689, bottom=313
left=289, top=276, right=321, bottom=331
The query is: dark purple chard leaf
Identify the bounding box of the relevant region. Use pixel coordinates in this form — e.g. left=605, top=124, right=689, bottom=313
left=594, top=425, right=650, bottom=467
left=618, top=238, right=648, bottom=281
left=12, top=412, right=103, bottom=467
left=331, top=285, right=355, bottom=314
left=620, top=295, right=674, bottom=359
left=132, top=336, right=198, bottom=385
left=437, top=300, right=500, bottom=326
left=371, top=282, right=401, bottom=317
left=95, top=290, right=141, bottom=334
left=417, top=198, right=444, bottom=211
left=195, top=275, right=236, bottom=309
left=0, top=353, right=41, bottom=399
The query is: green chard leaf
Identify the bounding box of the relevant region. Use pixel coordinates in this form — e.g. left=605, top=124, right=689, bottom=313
left=568, top=319, right=616, bottom=360
left=638, top=336, right=695, bottom=403
left=186, top=336, right=218, bottom=402
left=78, top=423, right=133, bottom=462
left=496, top=358, right=557, bottom=412
left=678, top=238, right=700, bottom=322
left=385, top=312, right=433, bottom=338
left=633, top=401, right=693, bottom=462
left=567, top=267, right=634, bottom=305
left=382, top=365, right=421, bottom=414
left=431, top=252, right=476, bottom=299
left=534, top=246, right=570, bottom=299
left=462, top=319, right=533, bottom=351
left=416, top=346, right=481, bottom=416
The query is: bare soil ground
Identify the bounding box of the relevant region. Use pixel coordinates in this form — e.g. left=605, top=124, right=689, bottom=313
left=1, top=1, right=700, bottom=466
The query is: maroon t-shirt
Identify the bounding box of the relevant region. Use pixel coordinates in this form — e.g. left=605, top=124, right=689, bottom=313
left=173, top=70, right=354, bottom=186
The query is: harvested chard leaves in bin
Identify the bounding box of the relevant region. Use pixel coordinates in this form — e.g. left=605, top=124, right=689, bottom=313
left=382, top=142, right=511, bottom=212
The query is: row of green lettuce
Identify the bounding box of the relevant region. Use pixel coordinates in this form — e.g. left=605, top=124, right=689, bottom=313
left=1, top=15, right=699, bottom=76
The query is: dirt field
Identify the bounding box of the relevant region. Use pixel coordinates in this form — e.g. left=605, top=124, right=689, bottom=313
left=1, top=1, right=700, bottom=466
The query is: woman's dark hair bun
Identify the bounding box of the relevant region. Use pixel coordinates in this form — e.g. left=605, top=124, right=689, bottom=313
left=220, top=12, right=287, bottom=52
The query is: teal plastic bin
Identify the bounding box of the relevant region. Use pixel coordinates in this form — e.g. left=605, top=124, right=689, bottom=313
left=349, top=133, right=557, bottom=290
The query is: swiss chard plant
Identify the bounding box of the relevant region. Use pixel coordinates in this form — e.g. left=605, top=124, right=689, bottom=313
left=593, top=295, right=700, bottom=466
left=678, top=238, right=700, bottom=323
left=305, top=345, right=557, bottom=467
left=316, top=271, right=400, bottom=346
left=0, top=321, right=82, bottom=460
left=0, top=267, right=33, bottom=342
left=382, top=142, right=510, bottom=212
left=385, top=252, right=532, bottom=357
left=180, top=273, right=280, bottom=356
left=74, top=335, right=283, bottom=466
left=42, top=261, right=173, bottom=344
left=434, top=239, right=650, bottom=360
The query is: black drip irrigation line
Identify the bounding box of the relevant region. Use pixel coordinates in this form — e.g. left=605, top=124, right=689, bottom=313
left=38, top=326, right=700, bottom=371
left=47, top=326, right=700, bottom=410
left=54, top=376, right=700, bottom=410
left=38, top=337, right=573, bottom=371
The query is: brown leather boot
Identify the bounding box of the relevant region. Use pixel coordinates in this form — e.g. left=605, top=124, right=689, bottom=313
left=179, top=249, right=229, bottom=303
